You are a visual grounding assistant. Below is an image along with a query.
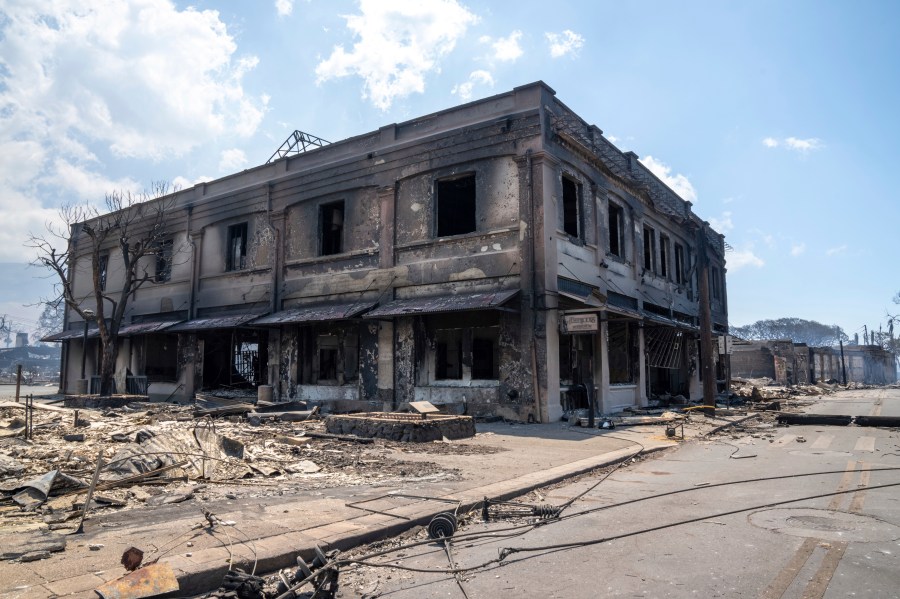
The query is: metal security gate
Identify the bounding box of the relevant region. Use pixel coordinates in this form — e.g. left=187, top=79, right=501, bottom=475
left=645, top=327, right=684, bottom=370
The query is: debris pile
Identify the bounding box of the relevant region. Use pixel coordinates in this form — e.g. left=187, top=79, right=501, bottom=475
left=0, top=399, right=469, bottom=563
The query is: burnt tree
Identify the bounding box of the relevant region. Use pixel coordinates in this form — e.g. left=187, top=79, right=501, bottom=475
left=28, top=183, right=177, bottom=395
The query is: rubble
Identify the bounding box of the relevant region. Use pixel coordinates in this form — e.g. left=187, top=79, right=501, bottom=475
left=0, top=399, right=484, bottom=561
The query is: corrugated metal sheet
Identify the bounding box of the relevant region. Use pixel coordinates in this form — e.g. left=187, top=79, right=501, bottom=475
left=166, top=313, right=264, bottom=332
left=643, top=311, right=700, bottom=332
left=605, top=305, right=643, bottom=320
left=117, top=321, right=183, bottom=337
left=251, top=301, right=376, bottom=325
left=367, top=290, right=518, bottom=318
left=41, top=328, right=88, bottom=342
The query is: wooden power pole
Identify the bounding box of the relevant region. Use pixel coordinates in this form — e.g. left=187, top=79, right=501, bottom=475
left=696, top=225, right=716, bottom=413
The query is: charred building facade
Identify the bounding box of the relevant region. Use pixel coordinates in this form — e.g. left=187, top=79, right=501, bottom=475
left=51, top=82, right=728, bottom=421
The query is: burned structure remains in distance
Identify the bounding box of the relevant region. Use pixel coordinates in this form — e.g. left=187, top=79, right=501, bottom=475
left=49, top=82, right=729, bottom=422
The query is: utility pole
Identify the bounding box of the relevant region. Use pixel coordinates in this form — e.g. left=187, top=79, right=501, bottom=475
left=839, top=338, right=847, bottom=385
left=696, top=224, right=716, bottom=413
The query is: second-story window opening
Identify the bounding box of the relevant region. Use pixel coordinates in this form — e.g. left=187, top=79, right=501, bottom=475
left=608, top=202, right=624, bottom=257
left=98, top=253, right=109, bottom=291
left=711, top=266, right=722, bottom=300
left=659, top=235, right=670, bottom=279
left=155, top=239, right=173, bottom=282
left=226, top=223, right=247, bottom=271
left=562, top=175, right=581, bottom=239
left=643, top=225, right=657, bottom=273
left=436, top=174, right=476, bottom=237
left=320, top=201, right=345, bottom=256
left=674, top=243, right=685, bottom=285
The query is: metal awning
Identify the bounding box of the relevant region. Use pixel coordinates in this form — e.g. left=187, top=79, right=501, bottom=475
left=41, top=329, right=86, bottom=342
left=604, top=305, right=643, bottom=320
left=643, top=311, right=700, bottom=332
left=366, top=290, right=519, bottom=318
left=558, top=290, right=605, bottom=309
left=117, top=321, right=183, bottom=337
left=251, top=302, right=376, bottom=325
left=166, top=313, right=265, bottom=333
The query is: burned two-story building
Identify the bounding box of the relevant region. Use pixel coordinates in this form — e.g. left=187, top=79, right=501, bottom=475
left=50, top=82, right=728, bottom=422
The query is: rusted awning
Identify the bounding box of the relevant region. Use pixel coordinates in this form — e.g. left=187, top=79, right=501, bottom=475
left=116, top=321, right=183, bottom=337
left=366, top=290, right=518, bottom=318
left=41, top=327, right=92, bottom=342
left=643, top=311, right=700, bottom=332
left=166, top=313, right=264, bottom=333
left=604, top=305, right=643, bottom=320
left=251, top=301, right=376, bottom=325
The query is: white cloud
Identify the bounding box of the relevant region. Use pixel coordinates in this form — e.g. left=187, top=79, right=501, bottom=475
left=275, top=0, right=294, bottom=17
left=451, top=70, right=494, bottom=101
left=762, top=136, right=823, bottom=153
left=545, top=30, right=584, bottom=58
left=708, top=211, right=733, bottom=233
left=784, top=137, right=823, bottom=152
left=219, top=148, right=248, bottom=172
left=606, top=134, right=619, bottom=144
left=48, top=159, right=141, bottom=201
left=728, top=248, right=765, bottom=271
left=486, top=30, right=523, bottom=62
left=315, top=0, right=478, bottom=110
left=826, top=244, right=847, bottom=256
left=790, top=242, right=806, bottom=257
left=172, top=174, right=214, bottom=190
left=0, top=0, right=268, bottom=261
left=639, top=155, right=698, bottom=204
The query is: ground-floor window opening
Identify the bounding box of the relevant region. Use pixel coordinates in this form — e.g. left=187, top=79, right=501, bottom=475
left=645, top=326, right=691, bottom=397
left=425, top=312, right=500, bottom=383
left=143, top=334, right=178, bottom=382
left=300, top=325, right=360, bottom=386
left=201, top=329, right=268, bottom=389
left=608, top=320, right=636, bottom=384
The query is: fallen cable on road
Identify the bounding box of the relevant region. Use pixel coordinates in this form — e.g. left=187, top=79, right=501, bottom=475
left=497, top=480, right=900, bottom=561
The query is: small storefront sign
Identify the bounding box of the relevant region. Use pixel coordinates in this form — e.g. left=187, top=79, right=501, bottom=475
left=562, top=313, right=598, bottom=333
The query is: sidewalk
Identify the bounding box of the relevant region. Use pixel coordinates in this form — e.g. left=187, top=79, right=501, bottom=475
left=0, top=413, right=753, bottom=598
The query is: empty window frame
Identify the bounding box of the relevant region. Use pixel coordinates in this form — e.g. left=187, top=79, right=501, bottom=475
left=226, top=223, right=248, bottom=271
left=155, top=239, right=173, bottom=283
left=98, top=253, right=109, bottom=291
left=435, top=329, right=463, bottom=380
left=301, top=328, right=360, bottom=385
left=143, top=334, right=178, bottom=381
left=674, top=243, right=686, bottom=285
left=711, top=266, right=722, bottom=300
left=659, top=235, right=670, bottom=279
left=608, top=320, right=635, bottom=384
left=472, top=326, right=500, bottom=380
left=608, top=202, right=624, bottom=257
left=429, top=317, right=500, bottom=382
left=562, top=175, right=581, bottom=239
left=436, top=174, right=476, bottom=237
left=643, top=226, right=657, bottom=273
left=320, top=201, right=345, bottom=256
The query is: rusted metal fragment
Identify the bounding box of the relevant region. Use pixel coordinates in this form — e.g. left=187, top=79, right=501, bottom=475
left=121, top=547, right=144, bottom=571
left=95, top=563, right=179, bottom=599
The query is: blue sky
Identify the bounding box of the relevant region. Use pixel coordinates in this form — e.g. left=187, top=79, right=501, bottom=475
left=0, top=0, right=897, bottom=342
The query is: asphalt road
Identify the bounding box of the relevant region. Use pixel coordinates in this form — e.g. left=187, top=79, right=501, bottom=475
left=341, top=387, right=900, bottom=598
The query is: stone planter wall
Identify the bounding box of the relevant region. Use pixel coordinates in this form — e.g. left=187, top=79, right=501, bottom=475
left=325, top=414, right=476, bottom=442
